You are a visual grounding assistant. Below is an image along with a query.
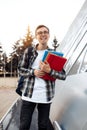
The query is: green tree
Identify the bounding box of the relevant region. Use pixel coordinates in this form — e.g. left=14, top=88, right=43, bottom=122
left=23, top=25, right=34, bottom=49
left=6, top=25, right=34, bottom=76
left=12, top=25, right=34, bottom=57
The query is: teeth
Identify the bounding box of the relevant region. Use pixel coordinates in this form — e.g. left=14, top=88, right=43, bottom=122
left=41, top=37, right=46, bottom=40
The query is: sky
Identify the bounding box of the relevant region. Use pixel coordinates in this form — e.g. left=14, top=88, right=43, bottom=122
left=0, top=0, right=85, bottom=56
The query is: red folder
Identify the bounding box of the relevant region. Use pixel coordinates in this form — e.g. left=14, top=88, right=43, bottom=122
left=41, top=52, right=67, bottom=81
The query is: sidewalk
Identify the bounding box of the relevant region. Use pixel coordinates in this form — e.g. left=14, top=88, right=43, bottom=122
left=0, top=87, right=19, bottom=120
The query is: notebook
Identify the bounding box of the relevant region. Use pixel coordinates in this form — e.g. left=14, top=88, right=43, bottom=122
left=41, top=51, right=67, bottom=81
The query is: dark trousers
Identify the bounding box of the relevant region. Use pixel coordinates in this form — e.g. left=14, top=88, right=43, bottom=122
left=19, top=100, right=54, bottom=130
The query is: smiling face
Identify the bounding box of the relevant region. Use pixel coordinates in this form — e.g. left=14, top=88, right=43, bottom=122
left=35, top=26, right=50, bottom=47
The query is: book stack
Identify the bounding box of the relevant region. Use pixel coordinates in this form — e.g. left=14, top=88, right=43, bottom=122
left=41, top=50, right=67, bottom=81
left=42, top=50, right=64, bottom=61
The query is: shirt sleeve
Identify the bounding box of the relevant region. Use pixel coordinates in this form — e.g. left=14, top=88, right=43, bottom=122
left=49, top=68, right=66, bottom=80
left=18, top=48, right=35, bottom=77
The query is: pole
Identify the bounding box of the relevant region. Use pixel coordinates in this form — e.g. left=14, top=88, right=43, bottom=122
left=52, top=36, right=59, bottom=51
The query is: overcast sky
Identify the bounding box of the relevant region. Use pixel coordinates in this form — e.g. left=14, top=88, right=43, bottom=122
left=0, top=0, right=85, bottom=56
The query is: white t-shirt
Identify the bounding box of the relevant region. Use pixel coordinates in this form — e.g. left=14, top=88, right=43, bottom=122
left=22, top=50, right=52, bottom=103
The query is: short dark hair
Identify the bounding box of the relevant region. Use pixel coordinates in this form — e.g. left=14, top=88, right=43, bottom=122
left=35, top=25, right=49, bottom=34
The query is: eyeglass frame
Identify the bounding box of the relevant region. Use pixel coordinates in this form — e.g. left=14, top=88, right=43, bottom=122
left=36, top=30, right=49, bottom=36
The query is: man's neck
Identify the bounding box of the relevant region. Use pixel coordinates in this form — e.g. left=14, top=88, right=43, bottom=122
left=37, top=44, right=48, bottom=50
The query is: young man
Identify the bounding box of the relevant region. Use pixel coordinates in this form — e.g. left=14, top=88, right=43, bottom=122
left=18, top=25, right=66, bottom=130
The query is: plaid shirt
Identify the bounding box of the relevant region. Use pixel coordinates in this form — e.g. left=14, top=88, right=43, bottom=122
left=18, top=45, right=66, bottom=101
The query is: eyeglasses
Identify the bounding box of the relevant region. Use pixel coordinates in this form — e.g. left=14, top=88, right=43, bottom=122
left=36, top=31, right=49, bottom=35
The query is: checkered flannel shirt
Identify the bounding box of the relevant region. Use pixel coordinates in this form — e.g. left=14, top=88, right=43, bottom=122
left=18, top=46, right=66, bottom=101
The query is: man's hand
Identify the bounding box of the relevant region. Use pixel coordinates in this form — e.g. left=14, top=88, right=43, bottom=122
left=39, top=61, right=51, bottom=74
left=34, top=69, right=45, bottom=77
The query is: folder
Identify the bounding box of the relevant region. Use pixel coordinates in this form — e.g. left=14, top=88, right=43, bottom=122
left=41, top=52, right=67, bottom=81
